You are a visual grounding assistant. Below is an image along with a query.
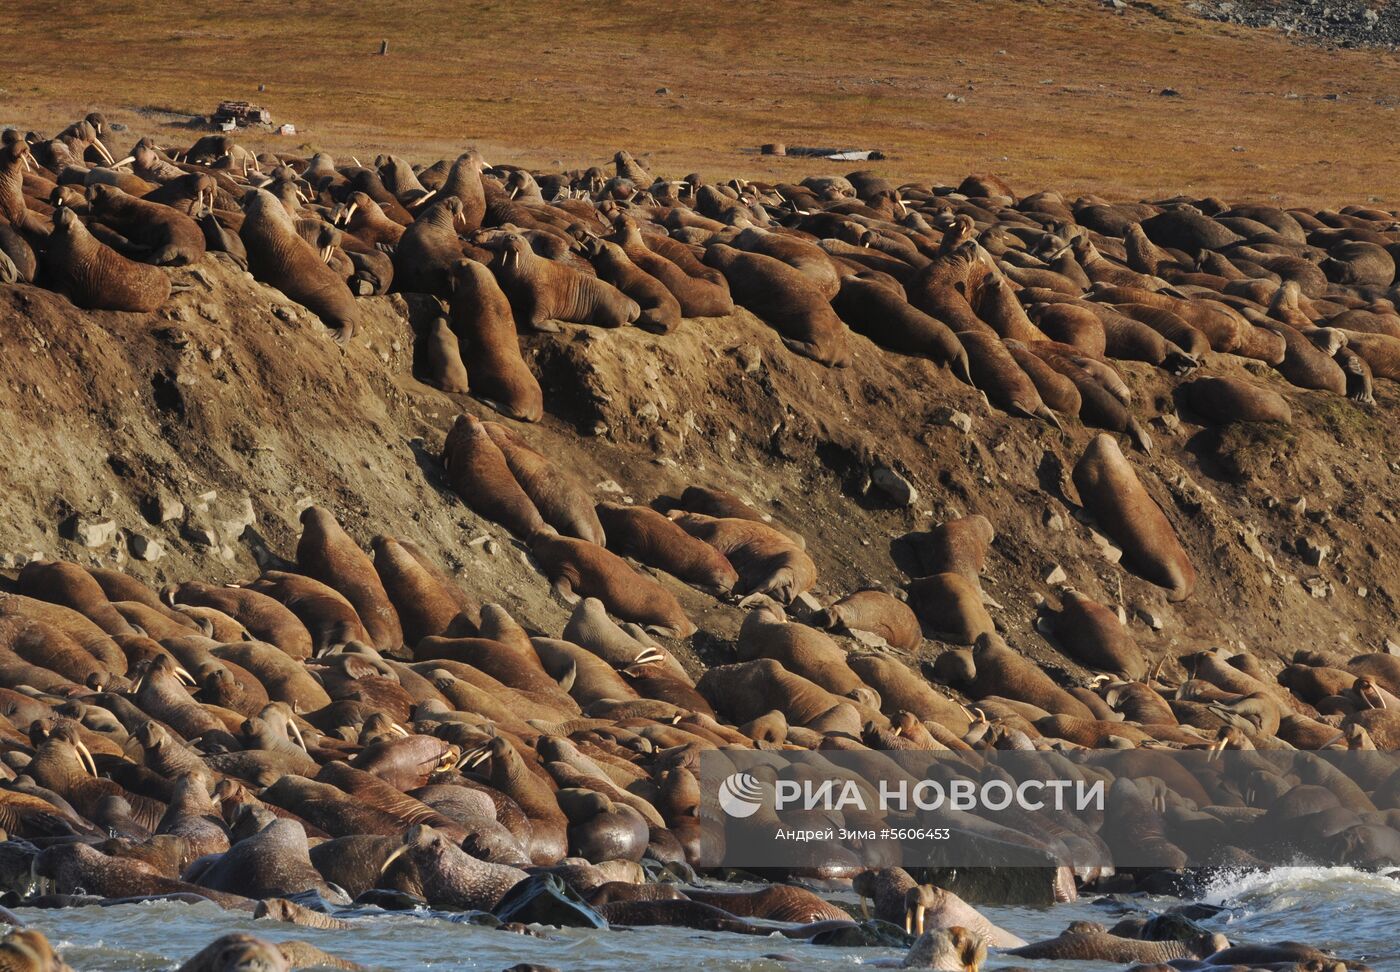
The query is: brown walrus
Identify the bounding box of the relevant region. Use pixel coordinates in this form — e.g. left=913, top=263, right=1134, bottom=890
left=43, top=207, right=170, bottom=312
left=482, top=422, right=605, bottom=544
left=702, top=242, right=851, bottom=366
left=817, top=590, right=922, bottom=652
left=594, top=503, right=738, bottom=594
left=1072, top=434, right=1197, bottom=601
left=585, top=238, right=682, bottom=333
left=447, top=259, right=544, bottom=421
left=85, top=183, right=205, bottom=266
left=240, top=188, right=358, bottom=344
left=493, top=233, right=639, bottom=329
left=529, top=527, right=696, bottom=636
left=440, top=413, right=546, bottom=538
left=296, top=506, right=404, bottom=652
left=667, top=511, right=816, bottom=603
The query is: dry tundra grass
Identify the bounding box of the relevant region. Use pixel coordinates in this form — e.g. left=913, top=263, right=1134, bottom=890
left=4, top=0, right=1399, bottom=207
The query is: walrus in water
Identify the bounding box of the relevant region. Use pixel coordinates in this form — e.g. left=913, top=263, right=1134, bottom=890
left=174, top=933, right=290, bottom=972
left=240, top=188, right=358, bottom=344
left=43, top=207, right=170, bottom=312
left=493, top=234, right=639, bottom=329
left=703, top=242, right=851, bottom=366
left=900, top=927, right=987, bottom=971
left=1072, top=434, right=1197, bottom=601
left=0, top=929, right=72, bottom=972
left=447, top=260, right=544, bottom=421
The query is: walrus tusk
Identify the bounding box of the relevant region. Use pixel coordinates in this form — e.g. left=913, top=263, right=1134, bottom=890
left=111, top=155, right=135, bottom=169
left=459, top=745, right=491, bottom=769
left=859, top=895, right=869, bottom=919
left=288, top=720, right=308, bottom=752
left=351, top=156, right=362, bottom=167
left=389, top=722, right=410, bottom=737
left=174, top=666, right=197, bottom=686
left=378, top=843, right=409, bottom=875
left=510, top=185, right=520, bottom=199
left=21, top=154, right=33, bottom=172
left=75, top=739, right=98, bottom=778
left=634, top=647, right=665, bottom=666
left=95, top=140, right=116, bottom=165
left=416, top=187, right=437, bottom=205
left=321, top=245, right=333, bottom=264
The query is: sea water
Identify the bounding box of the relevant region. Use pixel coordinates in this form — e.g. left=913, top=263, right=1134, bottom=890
left=18, top=866, right=1400, bottom=970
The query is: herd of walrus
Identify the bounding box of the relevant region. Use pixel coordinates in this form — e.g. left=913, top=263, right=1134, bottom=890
left=1, top=110, right=1399, bottom=970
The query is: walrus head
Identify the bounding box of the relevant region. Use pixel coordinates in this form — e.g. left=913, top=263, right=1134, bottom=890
left=51, top=205, right=84, bottom=236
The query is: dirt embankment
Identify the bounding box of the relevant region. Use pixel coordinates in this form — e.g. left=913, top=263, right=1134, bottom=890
left=1, top=253, right=1397, bottom=680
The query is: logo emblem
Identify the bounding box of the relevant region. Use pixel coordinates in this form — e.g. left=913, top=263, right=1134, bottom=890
left=718, top=772, right=764, bottom=818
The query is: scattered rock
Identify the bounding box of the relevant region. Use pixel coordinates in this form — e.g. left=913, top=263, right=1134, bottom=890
left=1160, top=87, right=1181, bottom=97
left=1043, top=564, right=1068, bottom=585
left=66, top=515, right=117, bottom=548
left=928, top=406, right=973, bottom=434
left=1296, top=534, right=1331, bottom=566
left=128, top=533, right=165, bottom=562
left=870, top=465, right=919, bottom=507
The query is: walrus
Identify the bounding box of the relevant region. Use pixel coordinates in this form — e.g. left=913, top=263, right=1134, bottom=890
left=933, top=633, right=1095, bottom=719
left=906, top=573, right=995, bottom=645
left=85, top=183, right=205, bottom=266
left=167, top=582, right=313, bottom=660
left=1262, top=321, right=1347, bottom=393
left=585, top=238, right=682, bottom=333
left=447, top=260, right=544, bottom=422
left=43, top=206, right=170, bottom=312
left=0, top=929, right=71, bottom=972
left=594, top=503, right=738, bottom=594
left=296, top=507, right=403, bottom=652
left=903, top=515, right=995, bottom=583
left=481, top=423, right=605, bottom=544
left=816, top=590, right=922, bottom=651
left=736, top=600, right=863, bottom=696
left=1008, top=922, right=1227, bottom=964
left=493, top=234, right=639, bottom=329
left=240, top=188, right=358, bottom=344
left=1003, top=339, right=1082, bottom=416
left=174, top=934, right=290, bottom=972
left=529, top=527, right=695, bottom=636
left=831, top=275, right=972, bottom=380
left=438, top=150, right=489, bottom=230
left=1178, top=376, right=1291, bottom=425
left=900, top=927, right=987, bottom=971
left=667, top=511, right=816, bottom=603
left=369, top=536, right=467, bottom=647
left=608, top=215, right=734, bottom=317
left=1071, top=434, right=1197, bottom=601
left=703, top=243, right=851, bottom=366
left=419, top=315, right=472, bottom=393
left=1040, top=590, right=1145, bottom=678
left=392, top=196, right=470, bottom=297
left=440, top=413, right=546, bottom=538
left=242, top=574, right=375, bottom=658
left=696, top=658, right=884, bottom=731
left=958, top=330, right=1060, bottom=426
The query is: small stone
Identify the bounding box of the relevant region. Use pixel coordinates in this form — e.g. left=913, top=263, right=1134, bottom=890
left=871, top=465, right=919, bottom=507
left=147, top=490, right=185, bottom=524
left=734, top=345, right=763, bottom=373
left=655, top=86, right=671, bottom=95
left=1044, top=564, right=1067, bottom=585
left=1160, top=87, right=1181, bottom=97
left=929, top=406, right=973, bottom=434
left=636, top=402, right=661, bottom=425
left=272, top=305, right=296, bottom=322
left=1296, top=535, right=1331, bottom=567
left=1137, top=607, right=1165, bottom=631
left=129, top=533, right=164, bottom=562
left=1044, top=511, right=1066, bottom=532
left=849, top=628, right=890, bottom=649
left=68, top=515, right=117, bottom=548
left=484, top=539, right=501, bottom=556
left=588, top=421, right=610, bottom=437
left=191, top=490, right=218, bottom=513
left=596, top=480, right=624, bottom=494
left=1384, top=638, right=1400, bottom=655
left=1088, top=529, right=1123, bottom=564
left=794, top=591, right=824, bottom=615
left=182, top=521, right=219, bottom=548
left=1155, top=412, right=1181, bottom=433
left=1303, top=576, right=1331, bottom=599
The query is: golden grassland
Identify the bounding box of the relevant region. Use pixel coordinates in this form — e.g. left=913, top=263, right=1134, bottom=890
left=5, top=0, right=1400, bottom=207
